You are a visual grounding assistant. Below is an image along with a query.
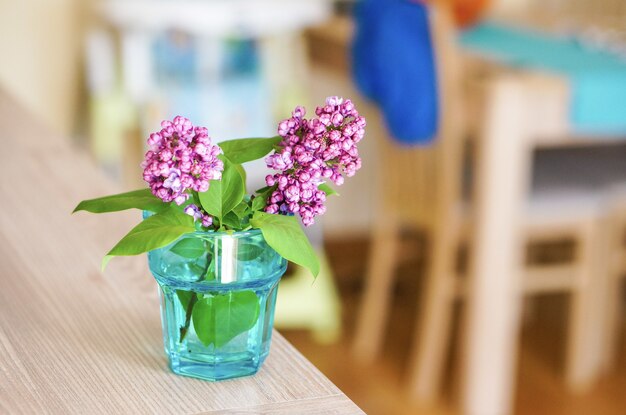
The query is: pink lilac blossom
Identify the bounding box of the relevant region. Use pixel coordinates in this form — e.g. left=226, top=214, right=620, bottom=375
left=141, top=116, right=223, bottom=206
left=264, top=96, right=365, bottom=226
left=184, top=203, right=214, bottom=227
left=183, top=204, right=202, bottom=220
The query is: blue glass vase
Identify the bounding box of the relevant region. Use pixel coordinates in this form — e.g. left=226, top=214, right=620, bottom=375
left=147, top=228, right=287, bottom=381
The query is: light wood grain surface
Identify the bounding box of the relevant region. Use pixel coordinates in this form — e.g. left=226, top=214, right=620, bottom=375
left=0, top=90, right=363, bottom=414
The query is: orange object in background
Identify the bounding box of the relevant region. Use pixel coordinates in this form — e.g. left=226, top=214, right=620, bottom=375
left=453, top=0, right=491, bottom=27
left=419, top=0, right=491, bottom=27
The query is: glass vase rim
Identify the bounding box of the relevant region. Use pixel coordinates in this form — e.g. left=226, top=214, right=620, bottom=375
left=184, top=228, right=263, bottom=240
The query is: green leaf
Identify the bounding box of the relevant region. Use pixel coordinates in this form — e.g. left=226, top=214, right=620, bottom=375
left=73, top=188, right=168, bottom=214
left=251, top=186, right=275, bottom=212
left=318, top=183, right=339, bottom=197
left=232, top=201, right=249, bottom=219
left=234, top=163, right=247, bottom=192
left=237, top=243, right=264, bottom=261
left=192, top=291, right=260, bottom=347
left=252, top=195, right=267, bottom=211
left=102, top=209, right=195, bottom=269
left=250, top=212, right=320, bottom=277
left=230, top=201, right=251, bottom=228
left=251, top=195, right=267, bottom=212
left=198, top=157, right=245, bottom=221
left=170, top=237, right=206, bottom=259
left=221, top=211, right=242, bottom=229
left=218, top=136, right=281, bottom=164
left=177, top=290, right=195, bottom=310
left=205, top=257, right=216, bottom=281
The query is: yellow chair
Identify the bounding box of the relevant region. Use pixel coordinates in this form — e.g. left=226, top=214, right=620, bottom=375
left=274, top=252, right=342, bottom=343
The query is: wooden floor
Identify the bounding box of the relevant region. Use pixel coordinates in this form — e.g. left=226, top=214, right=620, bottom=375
left=281, top=235, right=626, bottom=415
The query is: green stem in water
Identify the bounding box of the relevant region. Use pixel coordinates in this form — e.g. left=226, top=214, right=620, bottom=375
left=179, top=294, right=198, bottom=342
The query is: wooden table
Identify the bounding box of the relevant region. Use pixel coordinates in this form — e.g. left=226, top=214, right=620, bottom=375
left=0, top=91, right=363, bottom=414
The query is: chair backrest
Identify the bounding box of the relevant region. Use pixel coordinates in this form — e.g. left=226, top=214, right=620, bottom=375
left=378, top=1, right=464, bottom=228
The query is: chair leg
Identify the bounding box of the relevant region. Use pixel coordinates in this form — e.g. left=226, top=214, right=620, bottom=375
left=600, top=271, right=623, bottom=373
left=407, top=224, right=457, bottom=404
left=600, top=209, right=625, bottom=373
left=352, top=219, right=401, bottom=363
left=566, top=221, right=606, bottom=391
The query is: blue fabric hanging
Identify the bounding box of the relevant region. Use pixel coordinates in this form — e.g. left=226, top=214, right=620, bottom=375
left=352, top=0, right=439, bottom=145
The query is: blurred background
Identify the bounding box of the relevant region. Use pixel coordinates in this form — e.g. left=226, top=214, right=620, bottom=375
left=2, top=0, right=626, bottom=414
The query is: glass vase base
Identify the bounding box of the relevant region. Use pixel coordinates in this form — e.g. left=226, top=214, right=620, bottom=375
left=168, top=352, right=269, bottom=382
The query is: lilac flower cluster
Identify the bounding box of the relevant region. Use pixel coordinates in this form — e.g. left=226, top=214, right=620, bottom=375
left=142, top=116, right=223, bottom=206
left=264, top=96, right=365, bottom=226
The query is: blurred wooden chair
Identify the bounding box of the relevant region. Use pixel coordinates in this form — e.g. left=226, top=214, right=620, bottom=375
left=352, top=0, right=607, bottom=404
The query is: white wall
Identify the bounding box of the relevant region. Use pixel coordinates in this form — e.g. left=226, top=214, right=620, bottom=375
left=0, top=0, right=86, bottom=134
left=492, top=0, right=531, bottom=15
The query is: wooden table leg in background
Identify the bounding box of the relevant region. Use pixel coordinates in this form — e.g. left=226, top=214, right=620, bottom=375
left=462, top=77, right=531, bottom=415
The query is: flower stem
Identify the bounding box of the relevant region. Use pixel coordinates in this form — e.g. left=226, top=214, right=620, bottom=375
left=179, top=294, right=198, bottom=342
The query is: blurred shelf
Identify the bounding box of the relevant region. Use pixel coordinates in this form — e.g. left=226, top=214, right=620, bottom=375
left=99, top=0, right=333, bottom=36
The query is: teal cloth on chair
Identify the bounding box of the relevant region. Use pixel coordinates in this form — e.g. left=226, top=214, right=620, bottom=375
left=460, top=22, right=626, bottom=135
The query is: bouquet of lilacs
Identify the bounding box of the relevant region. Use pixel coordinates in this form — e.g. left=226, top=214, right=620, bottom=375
left=74, top=97, right=365, bottom=277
